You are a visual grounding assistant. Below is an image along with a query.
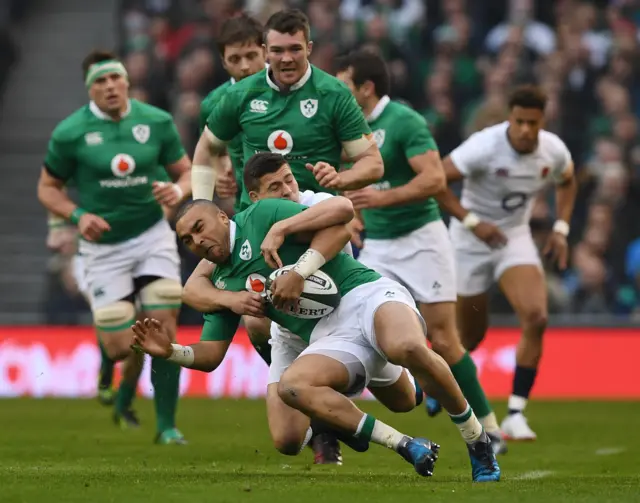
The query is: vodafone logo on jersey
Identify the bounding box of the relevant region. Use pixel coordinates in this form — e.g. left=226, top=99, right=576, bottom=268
left=110, top=154, right=136, bottom=177
left=267, top=130, right=293, bottom=155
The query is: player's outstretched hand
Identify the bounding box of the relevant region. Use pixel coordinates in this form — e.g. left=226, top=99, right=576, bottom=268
left=215, top=162, right=237, bottom=199
left=131, top=318, right=172, bottom=359
left=306, top=162, right=341, bottom=189
left=261, top=222, right=285, bottom=269
left=152, top=182, right=183, bottom=207
left=473, top=222, right=508, bottom=249
left=78, top=213, right=111, bottom=242
left=543, top=232, right=568, bottom=270
left=344, top=187, right=384, bottom=210
left=270, top=271, right=305, bottom=312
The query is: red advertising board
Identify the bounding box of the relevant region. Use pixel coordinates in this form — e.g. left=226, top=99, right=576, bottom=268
left=0, top=326, right=638, bottom=399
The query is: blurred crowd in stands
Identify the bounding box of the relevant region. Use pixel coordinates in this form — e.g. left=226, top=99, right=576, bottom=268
left=39, top=0, right=640, bottom=321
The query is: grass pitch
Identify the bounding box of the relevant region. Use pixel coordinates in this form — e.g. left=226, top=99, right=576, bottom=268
left=1, top=399, right=639, bottom=502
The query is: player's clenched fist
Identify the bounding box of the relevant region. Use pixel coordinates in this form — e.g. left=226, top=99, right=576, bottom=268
left=78, top=213, right=111, bottom=242
left=228, top=291, right=265, bottom=317
left=306, top=162, right=341, bottom=189
left=152, top=181, right=183, bottom=207
left=269, top=271, right=305, bottom=311
left=215, top=161, right=237, bottom=199
left=472, top=221, right=508, bottom=249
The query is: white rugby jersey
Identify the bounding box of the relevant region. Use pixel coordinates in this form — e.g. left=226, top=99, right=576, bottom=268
left=299, top=190, right=353, bottom=257
left=449, top=122, right=572, bottom=230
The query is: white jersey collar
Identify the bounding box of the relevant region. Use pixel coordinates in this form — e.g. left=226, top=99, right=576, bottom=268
left=89, top=99, right=131, bottom=121
left=229, top=220, right=237, bottom=254
left=266, top=62, right=312, bottom=92
left=366, top=95, right=391, bottom=123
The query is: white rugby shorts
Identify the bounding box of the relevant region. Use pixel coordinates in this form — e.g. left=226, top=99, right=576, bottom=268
left=77, top=219, right=181, bottom=310
left=358, top=219, right=457, bottom=304
left=449, top=222, right=542, bottom=296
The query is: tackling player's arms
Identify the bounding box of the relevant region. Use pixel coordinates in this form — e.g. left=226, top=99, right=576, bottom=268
left=182, top=187, right=354, bottom=314
left=337, top=134, right=383, bottom=190
left=191, top=126, right=227, bottom=200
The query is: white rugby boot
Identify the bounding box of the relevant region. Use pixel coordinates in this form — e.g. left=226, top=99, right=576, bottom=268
left=501, top=412, right=537, bottom=441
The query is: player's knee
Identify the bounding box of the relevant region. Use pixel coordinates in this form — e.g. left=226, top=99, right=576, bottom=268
left=277, top=375, right=309, bottom=408
left=385, top=393, right=416, bottom=413
left=272, top=433, right=304, bottom=456
left=389, top=338, right=429, bottom=368
left=93, top=301, right=136, bottom=360
left=521, top=308, right=548, bottom=333
left=140, top=278, right=182, bottom=312
left=428, top=327, right=462, bottom=361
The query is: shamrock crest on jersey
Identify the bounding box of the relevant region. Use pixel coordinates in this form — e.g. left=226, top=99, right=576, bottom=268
left=239, top=239, right=252, bottom=260
left=300, top=99, right=318, bottom=118
left=132, top=124, right=150, bottom=144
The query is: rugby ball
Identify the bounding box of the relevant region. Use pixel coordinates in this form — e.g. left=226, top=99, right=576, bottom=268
left=266, top=265, right=341, bottom=319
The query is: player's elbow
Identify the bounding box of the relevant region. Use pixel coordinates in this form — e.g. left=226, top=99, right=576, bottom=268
left=181, top=277, right=200, bottom=310
left=333, top=196, right=355, bottom=223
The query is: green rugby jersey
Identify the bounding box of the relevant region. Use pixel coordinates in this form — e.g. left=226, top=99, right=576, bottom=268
left=200, top=198, right=381, bottom=343
left=363, top=97, right=441, bottom=239
left=200, top=79, right=251, bottom=212
left=205, top=65, right=371, bottom=197
left=44, top=99, right=186, bottom=244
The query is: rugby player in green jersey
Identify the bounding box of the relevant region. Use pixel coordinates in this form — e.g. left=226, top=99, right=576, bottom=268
left=335, top=50, right=506, bottom=457
left=191, top=9, right=383, bottom=202
left=46, top=166, right=174, bottom=410
left=182, top=153, right=424, bottom=464
left=131, top=153, right=500, bottom=481
left=37, top=50, right=191, bottom=444
left=198, top=13, right=266, bottom=213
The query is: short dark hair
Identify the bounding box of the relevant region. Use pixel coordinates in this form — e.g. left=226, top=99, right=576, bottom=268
left=508, top=85, right=547, bottom=111
left=217, top=13, right=263, bottom=57
left=335, top=49, right=391, bottom=98
left=264, top=9, right=310, bottom=43
left=174, top=199, right=219, bottom=226
left=82, top=49, right=118, bottom=80
left=243, top=152, right=288, bottom=192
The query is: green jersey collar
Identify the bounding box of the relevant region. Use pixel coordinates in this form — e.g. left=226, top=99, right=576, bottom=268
left=266, top=62, right=312, bottom=92
left=89, top=100, right=132, bottom=121
left=366, top=95, right=391, bottom=123
left=229, top=220, right=237, bottom=254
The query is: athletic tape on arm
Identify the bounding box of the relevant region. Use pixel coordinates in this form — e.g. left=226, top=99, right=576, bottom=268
left=342, top=135, right=374, bottom=159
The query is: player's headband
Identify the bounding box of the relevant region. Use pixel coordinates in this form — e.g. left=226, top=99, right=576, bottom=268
left=85, top=60, right=128, bottom=89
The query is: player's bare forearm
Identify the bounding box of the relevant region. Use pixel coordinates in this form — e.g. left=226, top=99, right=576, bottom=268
left=182, top=259, right=233, bottom=313
left=555, top=174, right=577, bottom=224
left=279, top=197, right=354, bottom=238
left=308, top=224, right=352, bottom=262
left=338, top=145, right=384, bottom=190
left=192, top=127, right=227, bottom=200
left=37, top=167, right=77, bottom=220
left=183, top=341, right=230, bottom=372
left=377, top=152, right=446, bottom=206
left=435, top=187, right=469, bottom=221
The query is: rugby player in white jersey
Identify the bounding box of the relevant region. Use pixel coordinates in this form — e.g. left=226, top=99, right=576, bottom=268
left=436, top=85, right=577, bottom=440
left=182, top=153, right=423, bottom=465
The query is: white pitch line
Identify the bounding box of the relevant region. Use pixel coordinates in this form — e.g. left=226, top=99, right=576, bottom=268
left=514, top=470, right=555, bottom=480
left=595, top=447, right=626, bottom=456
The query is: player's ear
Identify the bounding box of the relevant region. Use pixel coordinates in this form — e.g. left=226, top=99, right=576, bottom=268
left=307, top=40, right=313, bottom=57
left=249, top=191, right=259, bottom=202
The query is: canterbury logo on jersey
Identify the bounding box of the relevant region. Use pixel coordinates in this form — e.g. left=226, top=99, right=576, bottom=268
left=250, top=100, right=268, bottom=113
